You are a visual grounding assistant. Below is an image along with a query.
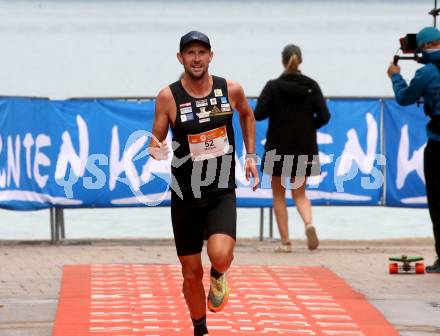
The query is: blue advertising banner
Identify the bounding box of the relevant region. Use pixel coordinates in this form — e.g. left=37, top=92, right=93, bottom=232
left=383, top=99, right=428, bottom=207
left=0, top=98, right=172, bottom=210
left=0, top=97, right=425, bottom=210
left=307, top=99, right=383, bottom=205
left=239, top=99, right=383, bottom=207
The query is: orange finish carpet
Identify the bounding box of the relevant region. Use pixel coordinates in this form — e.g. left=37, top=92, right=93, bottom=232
left=53, top=265, right=399, bottom=336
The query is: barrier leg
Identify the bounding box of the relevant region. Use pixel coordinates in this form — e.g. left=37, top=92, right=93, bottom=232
left=269, top=207, right=273, bottom=239
left=57, top=208, right=65, bottom=240
left=50, top=208, right=56, bottom=244
left=54, top=209, right=60, bottom=244
left=259, top=208, right=264, bottom=241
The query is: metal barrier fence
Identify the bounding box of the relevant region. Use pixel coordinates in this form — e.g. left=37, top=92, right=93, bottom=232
left=47, top=207, right=274, bottom=244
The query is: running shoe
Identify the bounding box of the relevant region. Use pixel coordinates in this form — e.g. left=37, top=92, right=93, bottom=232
left=207, top=272, right=229, bottom=312
left=305, top=224, right=319, bottom=250
left=274, top=242, right=292, bottom=253
left=426, top=258, right=440, bottom=273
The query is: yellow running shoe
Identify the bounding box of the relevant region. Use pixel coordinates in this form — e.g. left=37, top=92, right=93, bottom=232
left=207, top=272, right=229, bottom=312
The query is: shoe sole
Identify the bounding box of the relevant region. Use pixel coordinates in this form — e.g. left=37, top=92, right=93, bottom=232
left=207, top=289, right=229, bottom=313
left=306, top=226, right=319, bottom=250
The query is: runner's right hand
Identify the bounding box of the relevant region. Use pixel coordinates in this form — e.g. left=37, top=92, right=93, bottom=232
left=148, top=142, right=170, bottom=161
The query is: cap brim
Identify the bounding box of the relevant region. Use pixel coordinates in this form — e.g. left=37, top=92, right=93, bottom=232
left=180, top=40, right=211, bottom=52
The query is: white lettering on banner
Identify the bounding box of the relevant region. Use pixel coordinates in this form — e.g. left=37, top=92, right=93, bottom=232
left=55, top=115, right=89, bottom=180
left=397, top=125, right=425, bottom=189
left=109, top=126, right=147, bottom=192
left=7, top=135, right=21, bottom=187
left=23, top=133, right=34, bottom=179
left=336, top=113, right=378, bottom=176
left=34, top=134, right=51, bottom=188
left=0, top=107, right=395, bottom=206
left=55, top=167, right=78, bottom=199
left=0, top=137, right=5, bottom=188
left=0, top=190, right=82, bottom=205
left=0, top=133, right=53, bottom=191
left=308, top=132, right=333, bottom=186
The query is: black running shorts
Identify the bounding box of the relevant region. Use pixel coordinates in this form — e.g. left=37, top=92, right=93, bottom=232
left=171, top=189, right=237, bottom=256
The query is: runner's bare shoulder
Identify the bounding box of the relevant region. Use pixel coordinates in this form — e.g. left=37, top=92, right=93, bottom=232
left=156, top=86, right=175, bottom=112
left=226, top=79, right=243, bottom=96
left=226, top=79, right=247, bottom=110
left=155, top=86, right=177, bottom=122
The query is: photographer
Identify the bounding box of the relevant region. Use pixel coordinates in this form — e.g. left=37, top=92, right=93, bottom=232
left=387, top=26, right=440, bottom=273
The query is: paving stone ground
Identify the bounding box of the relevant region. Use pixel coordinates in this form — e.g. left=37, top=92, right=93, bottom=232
left=0, top=238, right=439, bottom=336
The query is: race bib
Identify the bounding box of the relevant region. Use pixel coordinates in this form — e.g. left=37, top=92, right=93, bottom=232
left=187, top=126, right=230, bottom=161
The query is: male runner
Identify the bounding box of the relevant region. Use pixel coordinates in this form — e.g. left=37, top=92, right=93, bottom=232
left=149, top=31, right=259, bottom=336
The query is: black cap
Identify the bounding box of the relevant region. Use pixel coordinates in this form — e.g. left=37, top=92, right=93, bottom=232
left=179, top=31, right=211, bottom=52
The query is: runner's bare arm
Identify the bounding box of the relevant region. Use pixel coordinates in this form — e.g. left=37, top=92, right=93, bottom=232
left=227, top=80, right=256, bottom=156
left=149, top=87, right=173, bottom=160
left=227, top=80, right=259, bottom=191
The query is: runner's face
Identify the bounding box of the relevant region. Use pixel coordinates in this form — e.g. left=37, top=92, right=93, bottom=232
left=178, top=43, right=212, bottom=79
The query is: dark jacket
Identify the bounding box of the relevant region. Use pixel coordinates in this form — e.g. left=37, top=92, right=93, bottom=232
left=254, top=72, right=330, bottom=155
left=391, top=49, right=440, bottom=141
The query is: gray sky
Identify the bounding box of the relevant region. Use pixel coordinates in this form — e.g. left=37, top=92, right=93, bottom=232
left=0, top=0, right=435, bottom=98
